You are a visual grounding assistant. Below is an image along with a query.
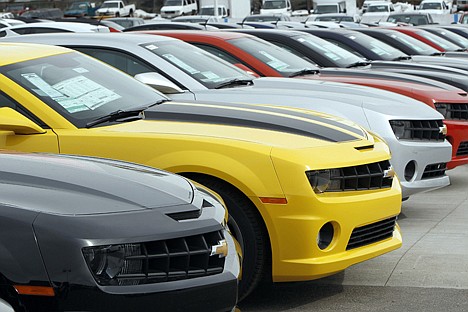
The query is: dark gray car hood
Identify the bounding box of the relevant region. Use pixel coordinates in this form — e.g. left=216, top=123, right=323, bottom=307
left=0, top=152, right=194, bottom=215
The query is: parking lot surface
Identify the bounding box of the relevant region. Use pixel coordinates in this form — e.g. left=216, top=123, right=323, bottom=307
left=239, top=165, right=468, bottom=311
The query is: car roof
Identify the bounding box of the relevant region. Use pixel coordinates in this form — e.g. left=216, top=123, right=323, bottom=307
left=0, top=32, right=180, bottom=47
left=0, top=42, right=69, bottom=66
left=137, top=30, right=252, bottom=40
left=2, top=21, right=106, bottom=31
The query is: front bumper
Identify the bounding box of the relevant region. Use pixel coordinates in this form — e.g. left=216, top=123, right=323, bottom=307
left=385, top=137, right=452, bottom=198
left=18, top=229, right=240, bottom=312
left=253, top=171, right=402, bottom=282
left=446, top=121, right=468, bottom=169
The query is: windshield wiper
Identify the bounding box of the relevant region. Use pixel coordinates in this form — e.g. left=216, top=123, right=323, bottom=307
left=85, top=100, right=167, bottom=128
left=430, top=52, right=445, bottom=56
left=288, top=68, right=320, bottom=78
left=346, top=61, right=371, bottom=68
left=392, top=55, right=412, bottom=61
left=214, top=78, right=253, bottom=89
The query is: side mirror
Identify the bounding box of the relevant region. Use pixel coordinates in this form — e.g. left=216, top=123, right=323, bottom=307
left=134, top=72, right=184, bottom=94
left=0, top=107, right=45, bottom=135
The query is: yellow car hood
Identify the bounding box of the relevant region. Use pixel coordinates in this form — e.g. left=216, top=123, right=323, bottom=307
left=98, top=101, right=371, bottom=148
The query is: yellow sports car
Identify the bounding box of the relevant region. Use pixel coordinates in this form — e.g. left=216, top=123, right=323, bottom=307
left=0, top=43, right=402, bottom=299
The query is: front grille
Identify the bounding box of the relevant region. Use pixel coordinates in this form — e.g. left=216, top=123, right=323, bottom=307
left=347, top=216, right=397, bottom=250
left=117, top=231, right=225, bottom=285
left=457, top=141, right=468, bottom=156
left=422, top=163, right=447, bottom=179
left=390, top=120, right=445, bottom=141
left=306, top=160, right=394, bottom=193
left=435, top=103, right=468, bottom=120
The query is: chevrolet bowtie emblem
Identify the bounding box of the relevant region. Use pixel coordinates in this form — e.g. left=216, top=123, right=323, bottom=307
left=439, top=125, right=448, bottom=135
left=383, top=167, right=395, bottom=179
left=211, top=239, right=228, bottom=258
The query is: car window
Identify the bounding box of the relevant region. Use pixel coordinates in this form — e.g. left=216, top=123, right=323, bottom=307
left=1, top=52, right=167, bottom=128
left=140, top=40, right=253, bottom=88
left=325, top=38, right=366, bottom=58
left=228, top=37, right=319, bottom=76
left=75, top=48, right=156, bottom=76
left=385, top=32, right=438, bottom=54
left=29, top=27, right=72, bottom=34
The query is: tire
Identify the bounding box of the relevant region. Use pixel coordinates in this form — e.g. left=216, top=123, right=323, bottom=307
left=115, top=12, right=120, bottom=17
left=129, top=9, right=134, bottom=17
left=183, top=174, right=271, bottom=301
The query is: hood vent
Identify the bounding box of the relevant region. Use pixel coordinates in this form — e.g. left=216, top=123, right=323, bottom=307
left=354, top=145, right=374, bottom=151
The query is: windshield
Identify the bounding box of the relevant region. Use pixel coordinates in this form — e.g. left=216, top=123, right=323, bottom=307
left=69, top=2, right=88, bottom=9
left=315, top=15, right=354, bottom=21
left=199, top=7, right=224, bottom=15
left=263, top=1, right=287, bottom=9
left=100, top=2, right=118, bottom=8
left=367, top=5, right=390, bottom=12
left=387, top=14, right=429, bottom=25
left=1, top=52, right=166, bottom=128
left=347, top=32, right=407, bottom=60
left=229, top=37, right=319, bottom=76
left=141, top=40, right=253, bottom=88
left=164, top=0, right=182, bottom=6
left=426, top=28, right=468, bottom=48
left=293, top=34, right=364, bottom=67
left=314, top=5, right=339, bottom=14
left=420, top=2, right=442, bottom=9
left=385, top=31, right=439, bottom=55
left=417, top=29, right=461, bottom=51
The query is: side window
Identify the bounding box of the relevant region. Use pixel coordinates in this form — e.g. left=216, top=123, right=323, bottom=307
left=120, top=2, right=124, bottom=8
left=0, top=92, right=48, bottom=127
left=29, top=28, right=72, bottom=34
left=10, top=28, right=30, bottom=35
left=73, top=48, right=155, bottom=76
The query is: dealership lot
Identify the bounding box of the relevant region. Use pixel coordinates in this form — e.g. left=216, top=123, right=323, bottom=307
left=240, top=165, right=468, bottom=311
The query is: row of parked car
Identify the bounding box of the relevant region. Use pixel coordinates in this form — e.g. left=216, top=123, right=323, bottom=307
left=0, top=17, right=467, bottom=311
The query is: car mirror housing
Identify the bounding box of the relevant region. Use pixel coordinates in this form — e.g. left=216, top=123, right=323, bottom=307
left=0, top=107, right=46, bottom=135
left=134, top=72, right=184, bottom=94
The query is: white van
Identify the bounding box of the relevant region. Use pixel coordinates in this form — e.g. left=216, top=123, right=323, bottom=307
left=260, top=0, right=292, bottom=15
left=160, top=0, right=197, bottom=18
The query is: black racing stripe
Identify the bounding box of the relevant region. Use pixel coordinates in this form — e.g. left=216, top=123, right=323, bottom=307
left=145, top=103, right=359, bottom=142
left=203, top=101, right=365, bottom=137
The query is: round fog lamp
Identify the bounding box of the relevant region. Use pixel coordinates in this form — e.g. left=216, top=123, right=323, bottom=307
left=317, top=222, right=334, bottom=250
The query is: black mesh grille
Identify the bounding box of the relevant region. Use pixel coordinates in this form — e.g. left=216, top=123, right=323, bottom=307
left=406, top=120, right=446, bottom=141
left=422, top=163, right=447, bottom=180
left=307, top=160, right=393, bottom=192
left=347, top=217, right=397, bottom=250
left=456, top=141, right=468, bottom=156
left=117, top=231, right=225, bottom=285
left=436, top=103, right=468, bottom=120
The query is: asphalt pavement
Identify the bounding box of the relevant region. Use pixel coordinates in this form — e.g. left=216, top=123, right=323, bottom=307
left=239, top=165, right=468, bottom=312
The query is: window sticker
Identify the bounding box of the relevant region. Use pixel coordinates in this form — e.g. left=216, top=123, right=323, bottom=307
left=73, top=67, right=89, bottom=74
left=145, top=44, right=158, bottom=50
left=52, top=76, right=121, bottom=113
left=21, top=73, right=64, bottom=98
left=162, top=53, right=200, bottom=74
left=201, top=71, right=220, bottom=80
left=259, top=51, right=289, bottom=70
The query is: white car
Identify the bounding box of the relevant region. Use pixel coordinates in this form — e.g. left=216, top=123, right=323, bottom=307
left=361, top=1, right=397, bottom=24
left=0, top=22, right=109, bottom=37
left=3, top=33, right=452, bottom=199
left=0, top=18, right=24, bottom=29
left=418, top=0, right=453, bottom=24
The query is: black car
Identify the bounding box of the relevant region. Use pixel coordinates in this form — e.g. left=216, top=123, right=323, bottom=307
left=0, top=152, right=240, bottom=312
left=385, top=12, right=434, bottom=25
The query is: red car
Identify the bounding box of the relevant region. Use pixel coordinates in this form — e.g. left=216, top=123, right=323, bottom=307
left=386, top=27, right=466, bottom=52
left=137, top=30, right=468, bottom=169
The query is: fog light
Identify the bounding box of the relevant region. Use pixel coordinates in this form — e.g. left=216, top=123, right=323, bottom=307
left=404, top=161, right=416, bottom=182
left=317, top=222, right=334, bottom=250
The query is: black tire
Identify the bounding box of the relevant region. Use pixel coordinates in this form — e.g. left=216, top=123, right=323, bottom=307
left=129, top=9, right=134, bottom=17
left=182, top=174, right=271, bottom=301
left=115, top=12, right=120, bottom=17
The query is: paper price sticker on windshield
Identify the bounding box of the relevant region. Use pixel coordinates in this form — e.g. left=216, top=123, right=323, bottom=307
left=21, top=73, right=64, bottom=99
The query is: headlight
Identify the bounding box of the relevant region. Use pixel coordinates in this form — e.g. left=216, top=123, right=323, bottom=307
left=434, top=104, right=448, bottom=118
left=82, top=244, right=142, bottom=286
left=389, top=120, right=412, bottom=140
left=306, top=169, right=342, bottom=193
